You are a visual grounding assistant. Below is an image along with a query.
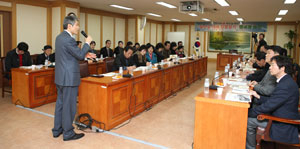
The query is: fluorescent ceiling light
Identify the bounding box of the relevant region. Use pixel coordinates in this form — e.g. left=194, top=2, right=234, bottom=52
left=147, top=13, right=162, bottom=17
left=229, top=11, right=238, bottom=15
left=189, top=13, right=198, bottom=16
left=284, top=0, right=296, bottom=4
left=214, top=0, right=230, bottom=6
left=237, top=18, right=244, bottom=21
left=171, top=19, right=181, bottom=21
left=110, top=5, right=133, bottom=10
left=202, top=18, right=210, bottom=21
left=156, top=2, right=177, bottom=8
left=278, top=10, right=288, bottom=15
left=275, top=17, right=282, bottom=21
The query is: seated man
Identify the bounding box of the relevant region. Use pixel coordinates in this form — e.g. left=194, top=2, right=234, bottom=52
left=5, top=42, right=32, bottom=72
left=250, top=46, right=283, bottom=97
left=113, top=46, right=136, bottom=71
left=100, top=40, right=113, bottom=58
left=246, top=52, right=269, bottom=82
left=247, top=55, right=299, bottom=149
left=88, top=41, right=97, bottom=54
left=37, top=45, right=55, bottom=65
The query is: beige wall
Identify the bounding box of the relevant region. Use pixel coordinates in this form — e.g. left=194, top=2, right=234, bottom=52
left=137, top=17, right=145, bottom=44
left=102, top=16, right=114, bottom=48
left=79, top=12, right=86, bottom=43
left=176, top=25, right=190, bottom=55
left=128, top=18, right=136, bottom=43
left=87, top=14, right=101, bottom=49
left=0, top=1, right=11, bottom=7
left=52, top=7, right=60, bottom=50
left=16, top=4, right=47, bottom=55
left=144, top=22, right=150, bottom=44
left=115, top=18, right=125, bottom=48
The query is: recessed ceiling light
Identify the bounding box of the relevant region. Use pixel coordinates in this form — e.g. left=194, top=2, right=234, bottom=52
left=278, top=10, right=288, bottom=15
left=275, top=17, right=282, bottom=21
left=110, top=5, right=133, bottom=10
left=147, top=13, right=162, bottom=17
left=214, top=0, right=230, bottom=6
left=189, top=13, right=198, bottom=16
left=229, top=11, right=239, bottom=15
left=156, top=2, right=177, bottom=8
left=237, top=18, right=244, bottom=21
left=171, top=19, right=181, bottom=21
left=284, top=0, right=296, bottom=4
left=202, top=18, right=210, bottom=21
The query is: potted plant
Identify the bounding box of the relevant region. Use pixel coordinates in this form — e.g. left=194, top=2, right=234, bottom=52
left=284, top=30, right=296, bottom=57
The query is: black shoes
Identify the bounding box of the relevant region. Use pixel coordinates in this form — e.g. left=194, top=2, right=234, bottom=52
left=53, top=132, right=63, bottom=138
left=63, top=133, right=85, bottom=141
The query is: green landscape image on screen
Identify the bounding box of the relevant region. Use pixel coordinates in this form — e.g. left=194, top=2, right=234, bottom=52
left=209, top=31, right=251, bottom=53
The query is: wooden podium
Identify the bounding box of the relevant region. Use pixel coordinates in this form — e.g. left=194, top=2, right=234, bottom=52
left=193, top=86, right=250, bottom=149
left=216, top=53, right=243, bottom=70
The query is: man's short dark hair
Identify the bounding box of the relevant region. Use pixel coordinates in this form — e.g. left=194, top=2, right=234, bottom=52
left=267, top=45, right=283, bottom=55
left=43, top=45, right=52, bottom=50
left=63, top=15, right=78, bottom=30
left=17, top=42, right=29, bottom=52
left=124, top=46, right=134, bottom=52
left=90, top=41, right=96, bottom=45
left=155, top=43, right=164, bottom=50
left=271, top=55, right=293, bottom=75
left=76, top=41, right=82, bottom=46
left=105, top=40, right=111, bottom=44
left=126, top=41, right=133, bottom=47
left=118, top=41, right=123, bottom=44
left=259, top=33, right=265, bottom=38
left=178, top=45, right=184, bottom=50
left=178, top=41, right=183, bottom=44
left=139, top=45, right=147, bottom=52
left=164, top=41, right=170, bottom=46
left=255, top=52, right=266, bottom=61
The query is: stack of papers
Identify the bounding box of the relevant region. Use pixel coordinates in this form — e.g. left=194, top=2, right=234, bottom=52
left=225, top=93, right=251, bottom=103
left=102, top=72, right=116, bottom=77
left=232, top=86, right=249, bottom=95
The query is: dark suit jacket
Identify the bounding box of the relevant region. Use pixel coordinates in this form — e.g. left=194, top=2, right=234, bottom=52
left=114, top=47, right=123, bottom=56
left=246, top=63, right=270, bottom=82
left=100, top=47, right=113, bottom=58
left=36, top=53, right=55, bottom=65
left=113, top=53, right=135, bottom=71
left=249, top=75, right=299, bottom=144
left=54, top=31, right=90, bottom=86
left=5, top=49, right=32, bottom=72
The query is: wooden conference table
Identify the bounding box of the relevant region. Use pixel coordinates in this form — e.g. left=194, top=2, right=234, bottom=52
left=11, top=61, right=106, bottom=108
left=216, top=53, right=243, bottom=70
left=78, top=57, right=207, bottom=130
left=193, top=76, right=250, bottom=149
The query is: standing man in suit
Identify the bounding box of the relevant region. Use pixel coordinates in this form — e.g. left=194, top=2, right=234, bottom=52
left=100, top=40, right=113, bottom=58
left=52, top=14, right=96, bottom=141
left=246, top=55, right=299, bottom=149
left=36, top=45, right=55, bottom=65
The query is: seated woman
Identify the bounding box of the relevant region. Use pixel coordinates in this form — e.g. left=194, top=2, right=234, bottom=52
left=113, top=46, right=136, bottom=71
left=146, top=45, right=158, bottom=64
left=170, top=42, right=177, bottom=55
left=88, top=41, right=97, bottom=54
left=176, top=45, right=185, bottom=58
left=155, top=43, right=165, bottom=62
left=133, top=45, right=150, bottom=67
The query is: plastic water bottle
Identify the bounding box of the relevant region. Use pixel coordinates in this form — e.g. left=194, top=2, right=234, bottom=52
left=204, top=78, right=210, bottom=94
left=44, top=59, right=48, bottom=68
left=100, top=54, right=103, bottom=60
left=119, top=67, right=123, bottom=75
left=214, top=72, right=219, bottom=85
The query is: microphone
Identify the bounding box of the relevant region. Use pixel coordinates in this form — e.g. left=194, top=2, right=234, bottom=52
left=81, top=31, right=88, bottom=38
left=209, top=72, right=227, bottom=90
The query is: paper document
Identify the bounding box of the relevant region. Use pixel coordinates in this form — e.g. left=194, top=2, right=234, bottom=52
left=225, top=93, right=251, bottom=103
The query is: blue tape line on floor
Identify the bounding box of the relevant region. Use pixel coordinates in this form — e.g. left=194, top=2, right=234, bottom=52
left=16, top=105, right=169, bottom=149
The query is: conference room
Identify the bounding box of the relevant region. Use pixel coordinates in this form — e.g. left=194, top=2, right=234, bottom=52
left=1, top=0, right=300, bottom=148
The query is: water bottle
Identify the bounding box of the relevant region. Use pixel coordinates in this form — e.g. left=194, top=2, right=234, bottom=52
left=44, top=59, right=48, bottom=68
left=204, top=78, right=210, bottom=94
left=214, top=72, right=219, bottom=85
left=119, top=67, right=123, bottom=75
left=114, top=53, right=116, bottom=58
left=100, top=54, right=103, bottom=60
